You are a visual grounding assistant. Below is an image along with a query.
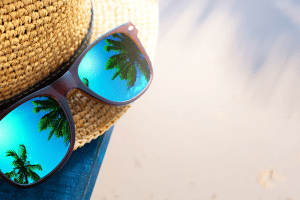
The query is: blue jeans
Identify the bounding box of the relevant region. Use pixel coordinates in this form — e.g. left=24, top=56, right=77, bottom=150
left=0, top=126, right=114, bottom=200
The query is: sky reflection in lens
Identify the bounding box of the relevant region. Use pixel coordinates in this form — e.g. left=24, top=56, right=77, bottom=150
left=0, top=96, right=70, bottom=184
left=78, top=33, right=151, bottom=102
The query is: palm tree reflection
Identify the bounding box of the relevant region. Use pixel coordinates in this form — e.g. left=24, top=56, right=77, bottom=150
left=4, top=144, right=42, bottom=184
left=32, top=97, right=70, bottom=146
left=104, top=33, right=150, bottom=90
left=81, top=77, right=89, bottom=87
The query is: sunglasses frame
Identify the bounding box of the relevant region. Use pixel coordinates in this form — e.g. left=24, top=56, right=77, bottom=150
left=0, top=22, right=153, bottom=189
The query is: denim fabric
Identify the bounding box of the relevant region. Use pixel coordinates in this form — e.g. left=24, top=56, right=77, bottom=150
left=0, top=126, right=114, bottom=200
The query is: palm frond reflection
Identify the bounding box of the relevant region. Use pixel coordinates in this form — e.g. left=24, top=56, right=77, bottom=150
left=4, top=144, right=42, bottom=184
left=32, top=97, right=70, bottom=146
left=104, top=33, right=150, bottom=90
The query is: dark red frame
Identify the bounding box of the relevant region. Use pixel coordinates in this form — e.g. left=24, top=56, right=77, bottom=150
left=0, top=22, right=153, bottom=189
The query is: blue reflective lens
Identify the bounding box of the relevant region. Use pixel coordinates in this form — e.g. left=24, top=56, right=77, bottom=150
left=78, top=33, right=151, bottom=102
left=0, top=96, right=70, bottom=185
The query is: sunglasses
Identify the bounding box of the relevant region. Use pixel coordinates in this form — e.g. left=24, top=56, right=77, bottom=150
left=0, top=22, right=153, bottom=189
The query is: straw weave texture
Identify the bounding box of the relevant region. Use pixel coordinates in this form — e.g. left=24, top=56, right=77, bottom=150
left=0, top=0, right=92, bottom=100
left=0, top=0, right=158, bottom=150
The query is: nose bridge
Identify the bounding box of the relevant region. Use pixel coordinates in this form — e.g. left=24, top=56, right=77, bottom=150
left=50, top=71, right=77, bottom=97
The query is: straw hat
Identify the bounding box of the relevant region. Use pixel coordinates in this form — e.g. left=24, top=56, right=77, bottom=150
left=0, top=0, right=158, bottom=150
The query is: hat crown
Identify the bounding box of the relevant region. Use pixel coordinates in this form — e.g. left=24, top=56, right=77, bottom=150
left=0, top=0, right=92, bottom=101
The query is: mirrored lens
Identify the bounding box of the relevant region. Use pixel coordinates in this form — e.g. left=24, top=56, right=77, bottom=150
left=0, top=96, right=71, bottom=185
left=78, top=33, right=151, bottom=102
